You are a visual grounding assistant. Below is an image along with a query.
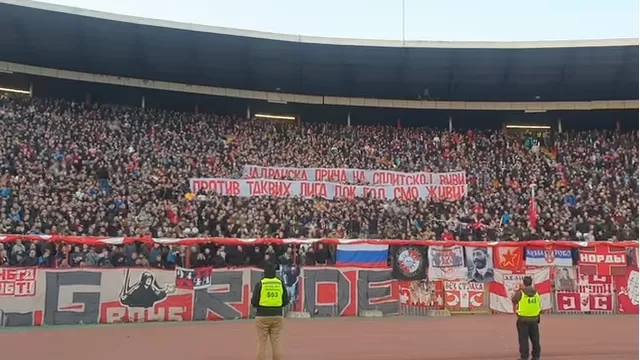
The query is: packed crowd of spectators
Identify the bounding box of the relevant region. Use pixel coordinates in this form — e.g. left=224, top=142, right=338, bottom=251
left=0, top=95, right=637, bottom=268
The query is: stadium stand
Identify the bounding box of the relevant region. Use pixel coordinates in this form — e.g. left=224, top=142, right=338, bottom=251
left=0, top=1, right=637, bottom=270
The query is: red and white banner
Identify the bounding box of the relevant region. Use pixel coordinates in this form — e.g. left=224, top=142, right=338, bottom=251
left=174, top=267, right=213, bottom=290
left=444, top=280, right=486, bottom=311
left=398, top=279, right=444, bottom=309
left=0, top=264, right=638, bottom=327
left=189, top=178, right=467, bottom=201
left=554, top=267, right=614, bottom=312
left=615, top=266, right=639, bottom=314
left=0, top=267, right=37, bottom=297
left=242, top=165, right=466, bottom=186
left=577, top=246, right=627, bottom=276
left=489, top=268, right=552, bottom=313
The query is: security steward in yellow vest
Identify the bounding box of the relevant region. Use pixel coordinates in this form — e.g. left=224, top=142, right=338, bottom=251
left=251, top=263, right=290, bottom=360
left=511, top=276, right=542, bottom=360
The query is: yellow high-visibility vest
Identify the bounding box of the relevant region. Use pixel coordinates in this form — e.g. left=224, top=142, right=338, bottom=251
left=259, top=277, right=284, bottom=307
left=517, top=291, right=541, bottom=317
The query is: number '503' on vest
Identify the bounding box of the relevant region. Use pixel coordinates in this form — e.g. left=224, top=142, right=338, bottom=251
left=259, top=277, right=284, bottom=307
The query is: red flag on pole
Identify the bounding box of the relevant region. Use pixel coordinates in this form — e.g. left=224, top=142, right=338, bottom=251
left=167, top=206, right=180, bottom=224
left=528, top=185, right=537, bottom=229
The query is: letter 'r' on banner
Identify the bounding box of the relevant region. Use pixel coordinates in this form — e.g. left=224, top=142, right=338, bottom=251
left=0, top=267, right=402, bottom=326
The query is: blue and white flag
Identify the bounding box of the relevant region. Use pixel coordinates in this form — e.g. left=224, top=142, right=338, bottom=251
left=525, top=247, right=573, bottom=267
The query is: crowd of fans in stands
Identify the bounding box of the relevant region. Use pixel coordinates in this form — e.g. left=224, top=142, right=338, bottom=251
left=0, top=96, right=638, bottom=268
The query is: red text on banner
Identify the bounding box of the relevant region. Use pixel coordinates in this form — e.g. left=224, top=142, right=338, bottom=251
left=555, top=268, right=613, bottom=312
left=0, top=267, right=37, bottom=297
left=189, top=178, right=467, bottom=201
left=444, top=280, right=486, bottom=311
left=578, top=246, right=627, bottom=276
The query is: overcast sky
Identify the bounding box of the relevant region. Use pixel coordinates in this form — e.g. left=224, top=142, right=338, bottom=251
left=40, top=0, right=639, bottom=41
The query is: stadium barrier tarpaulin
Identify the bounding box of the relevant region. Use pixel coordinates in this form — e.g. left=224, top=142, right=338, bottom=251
left=0, top=236, right=637, bottom=326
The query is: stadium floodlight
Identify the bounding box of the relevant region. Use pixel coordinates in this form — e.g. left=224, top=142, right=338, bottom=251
left=0, top=87, right=30, bottom=94
left=255, top=114, right=296, bottom=121
left=505, top=125, right=551, bottom=130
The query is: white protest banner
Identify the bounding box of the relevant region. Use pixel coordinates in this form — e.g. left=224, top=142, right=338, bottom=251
left=189, top=178, right=467, bottom=201
left=243, top=165, right=466, bottom=186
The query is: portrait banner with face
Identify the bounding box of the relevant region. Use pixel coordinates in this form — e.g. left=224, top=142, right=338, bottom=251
left=553, top=267, right=577, bottom=292
left=465, top=247, right=494, bottom=283
left=428, top=245, right=467, bottom=281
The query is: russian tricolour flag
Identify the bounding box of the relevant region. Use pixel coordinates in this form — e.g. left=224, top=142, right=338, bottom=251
left=335, top=244, right=389, bottom=268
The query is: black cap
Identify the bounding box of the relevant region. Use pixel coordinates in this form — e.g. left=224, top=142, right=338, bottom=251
left=264, top=263, right=276, bottom=278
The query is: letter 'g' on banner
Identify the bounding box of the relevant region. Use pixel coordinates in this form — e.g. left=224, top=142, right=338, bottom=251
left=1, top=267, right=400, bottom=326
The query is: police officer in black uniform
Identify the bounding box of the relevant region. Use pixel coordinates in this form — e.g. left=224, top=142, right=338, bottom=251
left=511, top=276, right=542, bottom=360
left=251, top=263, right=289, bottom=360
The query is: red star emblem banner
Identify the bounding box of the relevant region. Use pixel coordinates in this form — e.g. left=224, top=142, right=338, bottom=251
left=493, top=245, right=524, bottom=271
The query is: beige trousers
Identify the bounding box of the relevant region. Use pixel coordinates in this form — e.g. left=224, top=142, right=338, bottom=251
left=255, top=316, right=284, bottom=360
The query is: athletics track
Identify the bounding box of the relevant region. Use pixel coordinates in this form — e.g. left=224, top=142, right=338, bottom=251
left=0, top=315, right=637, bottom=359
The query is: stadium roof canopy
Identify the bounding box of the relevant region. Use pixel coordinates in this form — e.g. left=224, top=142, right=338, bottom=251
left=0, top=0, right=638, bottom=102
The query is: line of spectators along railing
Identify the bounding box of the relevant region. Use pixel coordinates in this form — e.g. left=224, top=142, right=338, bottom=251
left=0, top=96, right=638, bottom=252
left=0, top=234, right=637, bottom=269
left=0, top=239, right=331, bottom=269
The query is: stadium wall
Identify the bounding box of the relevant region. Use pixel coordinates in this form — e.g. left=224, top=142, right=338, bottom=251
left=0, top=239, right=637, bottom=327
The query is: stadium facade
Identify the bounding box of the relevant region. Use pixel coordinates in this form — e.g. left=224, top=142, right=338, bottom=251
left=0, top=0, right=638, bottom=130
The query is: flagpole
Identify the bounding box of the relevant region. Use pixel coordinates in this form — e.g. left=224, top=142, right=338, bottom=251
left=529, top=183, right=537, bottom=229
left=402, top=0, right=406, bottom=44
